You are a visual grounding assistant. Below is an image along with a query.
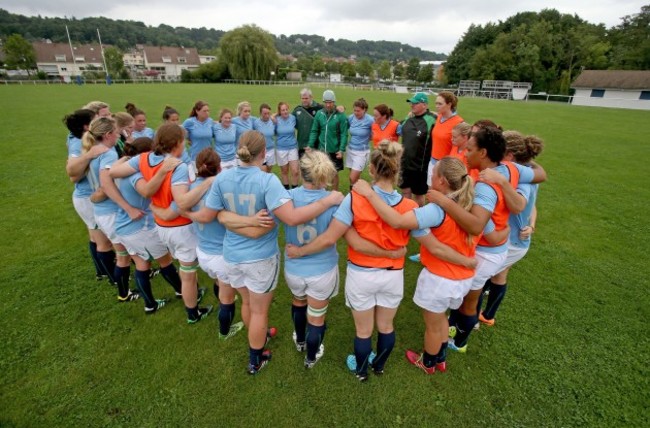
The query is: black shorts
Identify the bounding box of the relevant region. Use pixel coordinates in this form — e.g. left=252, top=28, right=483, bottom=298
left=328, top=152, right=344, bottom=172
left=399, top=168, right=428, bottom=195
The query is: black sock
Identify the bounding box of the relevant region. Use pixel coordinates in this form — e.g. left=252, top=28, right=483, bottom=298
left=373, top=331, right=395, bottom=371
left=454, top=312, right=477, bottom=348
left=291, top=304, right=308, bottom=343
left=218, top=303, right=235, bottom=335
left=435, top=342, right=448, bottom=364
left=249, top=346, right=264, bottom=366
left=89, top=241, right=103, bottom=276
left=422, top=351, right=436, bottom=368
left=354, top=336, right=373, bottom=376
left=306, top=323, right=326, bottom=360
left=114, top=265, right=131, bottom=298
left=135, top=269, right=155, bottom=308
left=186, top=305, right=199, bottom=320
left=476, top=279, right=493, bottom=313
left=483, top=283, right=507, bottom=320
left=160, top=263, right=182, bottom=294
left=97, top=250, right=117, bottom=283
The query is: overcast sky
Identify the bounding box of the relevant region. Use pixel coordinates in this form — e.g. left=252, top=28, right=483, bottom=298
left=1, top=1, right=646, bottom=54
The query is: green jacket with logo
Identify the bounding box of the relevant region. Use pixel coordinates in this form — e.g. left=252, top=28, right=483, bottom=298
left=307, top=107, right=349, bottom=153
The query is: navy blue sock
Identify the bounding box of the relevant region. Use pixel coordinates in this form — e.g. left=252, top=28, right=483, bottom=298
left=448, top=309, right=459, bottom=331
left=306, top=323, right=326, bottom=360
left=373, top=331, right=395, bottom=372
left=423, top=351, right=436, bottom=368
left=291, top=305, right=308, bottom=343
left=160, top=264, right=181, bottom=294
left=454, top=312, right=477, bottom=348
left=249, top=346, right=263, bottom=366
left=114, top=265, right=131, bottom=298
left=435, top=342, right=448, bottom=364
left=186, top=305, right=199, bottom=320
left=218, top=303, right=235, bottom=335
left=354, top=336, right=373, bottom=376
left=476, top=279, right=493, bottom=313
left=135, top=269, right=155, bottom=308
left=97, top=250, right=117, bottom=283
left=483, top=283, right=507, bottom=320
left=89, top=241, right=103, bottom=276
left=213, top=282, right=220, bottom=299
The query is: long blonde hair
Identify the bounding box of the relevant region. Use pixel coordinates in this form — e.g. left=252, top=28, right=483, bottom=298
left=81, top=117, right=116, bottom=153
left=436, top=157, right=475, bottom=244
left=370, top=140, right=402, bottom=185
left=300, top=150, right=337, bottom=188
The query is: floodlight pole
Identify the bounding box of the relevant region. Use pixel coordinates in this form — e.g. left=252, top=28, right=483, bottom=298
left=65, top=25, right=79, bottom=82
left=97, top=29, right=110, bottom=84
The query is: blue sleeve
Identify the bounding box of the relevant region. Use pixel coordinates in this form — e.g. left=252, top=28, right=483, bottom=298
left=171, top=163, right=189, bottom=186
left=414, top=203, right=445, bottom=230
left=516, top=183, right=532, bottom=202
left=128, top=172, right=144, bottom=187
left=265, top=175, right=292, bottom=212
left=474, top=182, right=497, bottom=213
left=68, top=138, right=82, bottom=158
left=515, top=163, right=535, bottom=184
left=99, top=149, right=118, bottom=170
left=182, top=118, right=193, bottom=133
left=333, top=194, right=353, bottom=226
left=484, top=219, right=495, bottom=234
left=205, top=178, right=224, bottom=211
left=127, top=154, right=141, bottom=171
left=396, top=123, right=402, bottom=136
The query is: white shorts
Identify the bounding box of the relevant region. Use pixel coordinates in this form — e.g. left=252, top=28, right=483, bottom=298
left=345, top=148, right=370, bottom=171
left=95, top=212, right=121, bottom=244
left=500, top=243, right=530, bottom=271
left=426, top=158, right=437, bottom=187
left=220, top=159, right=237, bottom=171
left=285, top=266, right=339, bottom=301
left=413, top=269, right=473, bottom=313
left=197, top=247, right=229, bottom=283
left=345, top=266, right=403, bottom=311
left=276, top=148, right=299, bottom=167
left=118, top=227, right=169, bottom=261
left=72, top=196, right=97, bottom=229
left=156, top=224, right=197, bottom=263
left=470, top=250, right=507, bottom=291
left=264, top=149, right=276, bottom=166
left=226, top=254, right=279, bottom=294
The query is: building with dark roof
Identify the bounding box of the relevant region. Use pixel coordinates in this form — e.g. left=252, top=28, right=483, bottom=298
left=571, top=70, right=650, bottom=110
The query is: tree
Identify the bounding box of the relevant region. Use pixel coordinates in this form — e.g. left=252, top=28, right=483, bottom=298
left=377, top=60, right=392, bottom=81
left=356, top=58, right=373, bottom=81
left=406, top=57, right=420, bottom=81
left=218, top=24, right=278, bottom=80
left=312, top=56, right=326, bottom=74
left=3, top=34, right=36, bottom=75
left=608, top=5, right=650, bottom=69
left=417, top=63, right=434, bottom=84
left=103, top=47, right=125, bottom=79
left=393, top=63, right=405, bottom=80
left=340, top=61, right=356, bottom=78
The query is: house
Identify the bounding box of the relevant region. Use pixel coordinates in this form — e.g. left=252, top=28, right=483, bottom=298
left=141, top=46, right=200, bottom=80
left=571, top=70, right=650, bottom=111
left=33, top=41, right=106, bottom=82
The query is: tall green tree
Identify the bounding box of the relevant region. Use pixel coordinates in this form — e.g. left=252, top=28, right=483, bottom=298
left=356, top=58, right=373, bottom=81
left=393, top=63, right=405, bottom=80
left=608, top=5, right=650, bottom=69
left=417, top=63, right=434, bottom=84
left=377, top=60, right=392, bottom=80
left=3, top=33, right=36, bottom=75
left=103, top=47, right=125, bottom=78
left=219, top=24, right=278, bottom=80
left=406, top=57, right=420, bottom=81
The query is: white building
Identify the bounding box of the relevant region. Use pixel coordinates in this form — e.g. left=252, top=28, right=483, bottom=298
left=33, top=41, right=106, bottom=81
left=141, top=46, right=201, bottom=80
left=571, top=70, right=650, bottom=111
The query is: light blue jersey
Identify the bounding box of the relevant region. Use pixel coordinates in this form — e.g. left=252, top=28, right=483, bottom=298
left=509, top=183, right=537, bottom=249
left=182, top=117, right=214, bottom=160
left=88, top=147, right=119, bottom=216
left=334, top=186, right=426, bottom=271
left=132, top=128, right=155, bottom=139
left=253, top=117, right=276, bottom=151
left=412, top=203, right=446, bottom=237
left=232, top=116, right=257, bottom=144
left=190, top=178, right=226, bottom=255
left=275, top=115, right=297, bottom=151
left=205, top=166, right=291, bottom=263
left=114, top=173, right=155, bottom=236
left=347, top=113, right=374, bottom=151
left=67, top=134, right=93, bottom=198
left=284, top=187, right=339, bottom=276
left=213, top=122, right=237, bottom=162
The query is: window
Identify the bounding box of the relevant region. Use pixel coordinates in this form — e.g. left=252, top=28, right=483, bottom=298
left=162, top=56, right=172, bottom=63
left=75, top=56, right=85, bottom=62
left=590, top=89, right=605, bottom=98
left=55, top=54, right=66, bottom=62
left=178, top=57, right=186, bottom=63
left=640, top=91, right=650, bottom=100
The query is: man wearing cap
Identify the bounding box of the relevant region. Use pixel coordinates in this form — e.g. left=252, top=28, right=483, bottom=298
left=307, top=89, right=349, bottom=191
left=399, top=92, right=436, bottom=206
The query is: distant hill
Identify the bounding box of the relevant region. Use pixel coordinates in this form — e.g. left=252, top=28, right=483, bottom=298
left=0, top=9, right=446, bottom=62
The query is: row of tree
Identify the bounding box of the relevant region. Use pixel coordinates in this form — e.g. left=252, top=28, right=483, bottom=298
left=0, top=8, right=443, bottom=62
left=444, top=7, right=650, bottom=93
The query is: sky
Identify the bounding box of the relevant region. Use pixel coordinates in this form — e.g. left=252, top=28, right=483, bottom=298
left=1, top=0, right=646, bottom=54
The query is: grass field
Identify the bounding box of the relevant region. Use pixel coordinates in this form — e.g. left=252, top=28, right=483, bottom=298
left=0, top=83, right=648, bottom=427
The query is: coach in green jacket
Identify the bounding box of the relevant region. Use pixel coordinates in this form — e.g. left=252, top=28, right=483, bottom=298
left=293, top=88, right=323, bottom=156
left=307, top=89, right=348, bottom=191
